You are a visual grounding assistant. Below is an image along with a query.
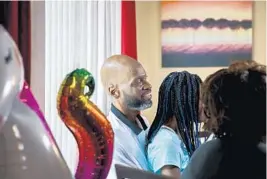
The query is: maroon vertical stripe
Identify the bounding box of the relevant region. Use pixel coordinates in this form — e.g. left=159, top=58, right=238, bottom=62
left=121, top=0, right=137, bottom=60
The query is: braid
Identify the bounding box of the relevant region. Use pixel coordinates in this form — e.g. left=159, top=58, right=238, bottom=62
left=147, top=71, right=202, bottom=157
left=174, top=73, right=192, bottom=154
left=147, top=72, right=178, bottom=143
left=185, top=73, right=196, bottom=150
left=175, top=72, right=202, bottom=156
left=175, top=73, right=193, bottom=155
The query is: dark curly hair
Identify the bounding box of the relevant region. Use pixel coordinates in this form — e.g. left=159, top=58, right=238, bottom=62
left=202, top=67, right=266, bottom=143
left=229, top=60, right=266, bottom=73
left=201, top=69, right=228, bottom=131
left=203, top=63, right=266, bottom=179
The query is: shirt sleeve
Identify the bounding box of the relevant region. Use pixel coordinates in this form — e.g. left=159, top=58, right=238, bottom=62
left=147, top=133, right=182, bottom=173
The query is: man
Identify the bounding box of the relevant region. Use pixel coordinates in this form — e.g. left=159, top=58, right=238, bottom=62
left=100, top=55, right=153, bottom=178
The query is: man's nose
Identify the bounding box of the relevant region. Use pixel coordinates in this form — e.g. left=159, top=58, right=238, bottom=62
left=143, top=81, right=152, bottom=90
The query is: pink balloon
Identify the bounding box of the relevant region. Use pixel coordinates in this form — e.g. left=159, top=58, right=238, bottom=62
left=19, top=81, right=57, bottom=145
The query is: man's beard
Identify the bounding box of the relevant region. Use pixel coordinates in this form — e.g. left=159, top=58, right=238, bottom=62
left=123, top=93, right=152, bottom=111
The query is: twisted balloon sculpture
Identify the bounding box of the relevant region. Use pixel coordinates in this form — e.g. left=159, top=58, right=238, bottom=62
left=57, top=69, right=114, bottom=179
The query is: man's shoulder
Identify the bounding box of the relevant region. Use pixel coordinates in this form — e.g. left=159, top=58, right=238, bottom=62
left=106, top=111, right=150, bottom=133
left=106, top=111, right=122, bottom=132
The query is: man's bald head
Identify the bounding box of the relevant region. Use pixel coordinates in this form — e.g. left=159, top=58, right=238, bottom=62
left=100, top=54, right=152, bottom=111
left=100, top=54, right=142, bottom=91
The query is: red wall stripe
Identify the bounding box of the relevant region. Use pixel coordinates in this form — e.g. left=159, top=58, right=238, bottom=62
left=8, top=1, right=31, bottom=85
left=8, top=1, right=18, bottom=44
left=121, top=0, right=137, bottom=60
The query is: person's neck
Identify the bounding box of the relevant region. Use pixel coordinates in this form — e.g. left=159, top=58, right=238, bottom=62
left=113, top=102, right=139, bottom=121
left=165, top=117, right=177, bottom=131
left=165, top=117, right=181, bottom=138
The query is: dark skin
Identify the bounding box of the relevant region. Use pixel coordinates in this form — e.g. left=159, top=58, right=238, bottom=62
left=100, top=55, right=152, bottom=125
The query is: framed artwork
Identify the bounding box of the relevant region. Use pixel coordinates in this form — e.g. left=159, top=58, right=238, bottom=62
left=161, top=1, right=253, bottom=67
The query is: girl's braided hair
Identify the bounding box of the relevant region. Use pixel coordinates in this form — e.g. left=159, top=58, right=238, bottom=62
left=147, top=71, right=202, bottom=156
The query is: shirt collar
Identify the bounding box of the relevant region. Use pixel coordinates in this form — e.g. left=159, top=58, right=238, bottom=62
left=111, top=104, right=142, bottom=135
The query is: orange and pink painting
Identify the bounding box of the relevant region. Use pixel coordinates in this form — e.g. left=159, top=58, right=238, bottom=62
left=161, top=1, right=253, bottom=67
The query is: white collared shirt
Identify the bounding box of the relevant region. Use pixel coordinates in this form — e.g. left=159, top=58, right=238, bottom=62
left=106, top=107, right=150, bottom=179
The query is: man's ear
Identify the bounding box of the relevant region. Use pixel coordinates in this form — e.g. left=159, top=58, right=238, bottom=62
left=108, top=84, right=120, bottom=99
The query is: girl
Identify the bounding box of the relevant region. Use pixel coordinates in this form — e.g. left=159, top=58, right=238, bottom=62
left=146, top=71, right=202, bottom=178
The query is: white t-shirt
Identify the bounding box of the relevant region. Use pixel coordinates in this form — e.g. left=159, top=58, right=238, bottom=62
left=206, top=133, right=215, bottom=142
left=106, top=105, right=150, bottom=179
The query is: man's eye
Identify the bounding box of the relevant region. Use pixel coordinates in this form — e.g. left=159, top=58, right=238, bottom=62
left=136, top=79, right=142, bottom=83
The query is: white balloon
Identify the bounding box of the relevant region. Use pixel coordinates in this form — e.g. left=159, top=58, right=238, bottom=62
left=0, top=25, right=74, bottom=178
left=0, top=25, right=24, bottom=129
left=0, top=98, right=74, bottom=178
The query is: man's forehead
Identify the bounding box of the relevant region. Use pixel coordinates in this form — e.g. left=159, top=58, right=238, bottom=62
left=117, top=64, right=146, bottom=84
left=128, top=64, right=146, bottom=78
